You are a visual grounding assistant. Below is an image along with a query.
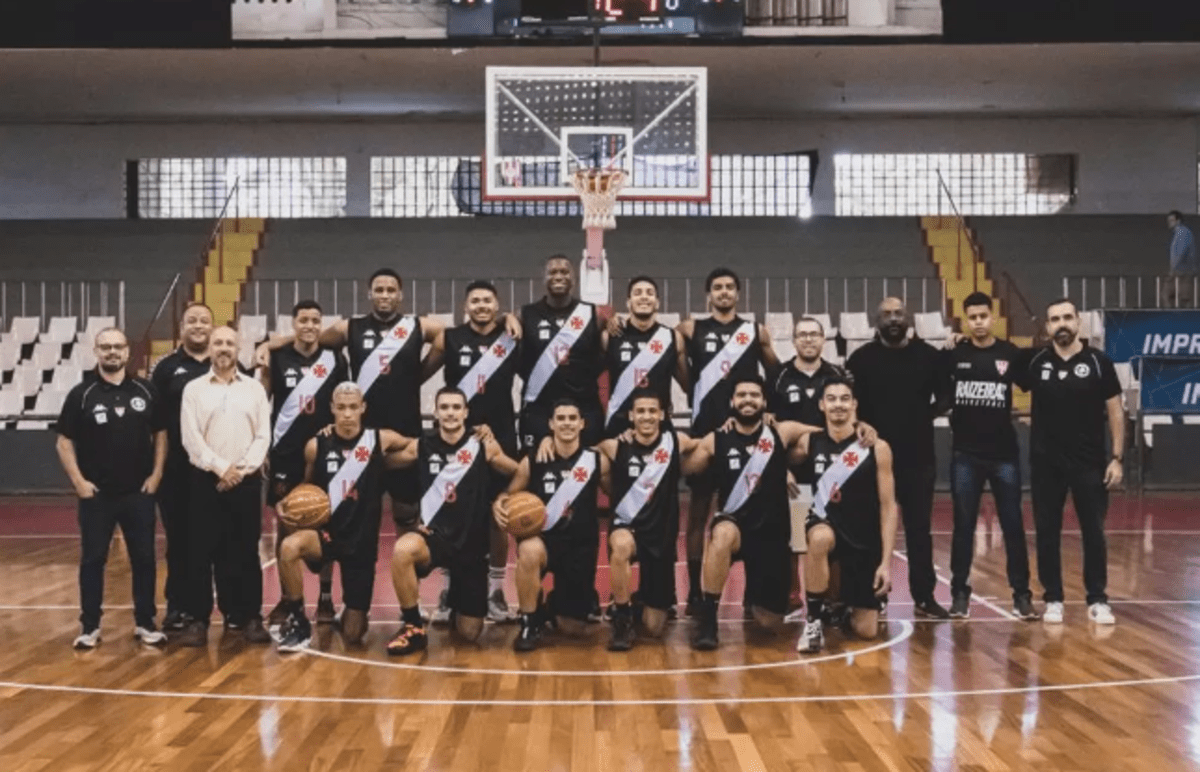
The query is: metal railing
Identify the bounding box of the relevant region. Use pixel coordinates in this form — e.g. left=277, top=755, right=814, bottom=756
left=243, top=275, right=945, bottom=324
left=1063, top=275, right=1200, bottom=310
left=0, top=280, right=125, bottom=333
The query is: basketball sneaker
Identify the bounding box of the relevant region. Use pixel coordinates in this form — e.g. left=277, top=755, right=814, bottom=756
left=797, top=619, right=824, bottom=654
left=690, top=598, right=719, bottom=651
left=266, top=600, right=291, bottom=629
left=1013, top=594, right=1040, bottom=621
left=607, top=608, right=635, bottom=652
left=277, top=613, right=313, bottom=653
left=162, top=609, right=188, bottom=632
left=430, top=590, right=451, bottom=625
left=134, top=625, right=167, bottom=646
left=73, top=627, right=101, bottom=650
left=386, top=622, right=428, bottom=656
left=1087, top=602, right=1116, bottom=625
left=914, top=598, right=951, bottom=620
left=316, top=594, right=337, bottom=625
left=487, top=590, right=516, bottom=624
left=949, top=594, right=971, bottom=619
left=513, top=613, right=542, bottom=653
left=1043, top=601, right=1065, bottom=624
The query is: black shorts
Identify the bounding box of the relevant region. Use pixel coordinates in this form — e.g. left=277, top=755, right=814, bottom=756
left=610, top=525, right=676, bottom=611
left=266, top=448, right=307, bottom=506
left=386, top=467, right=421, bottom=526
left=415, top=530, right=488, bottom=619
left=543, top=533, right=599, bottom=621
left=713, top=516, right=791, bottom=615
left=520, top=400, right=603, bottom=454
left=805, top=515, right=882, bottom=612
left=303, top=531, right=380, bottom=612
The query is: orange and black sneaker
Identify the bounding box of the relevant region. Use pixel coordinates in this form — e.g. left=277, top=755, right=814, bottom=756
left=386, top=622, right=427, bottom=656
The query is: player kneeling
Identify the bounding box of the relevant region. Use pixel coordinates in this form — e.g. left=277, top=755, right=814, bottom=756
left=793, top=376, right=897, bottom=654
left=275, top=383, right=412, bottom=652
left=494, top=399, right=602, bottom=652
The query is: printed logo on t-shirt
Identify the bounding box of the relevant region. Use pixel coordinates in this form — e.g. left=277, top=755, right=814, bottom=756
left=1073, top=363, right=1091, bottom=378
left=995, top=360, right=1009, bottom=376
left=131, top=397, right=147, bottom=412
left=727, top=447, right=742, bottom=470
left=428, top=454, right=442, bottom=474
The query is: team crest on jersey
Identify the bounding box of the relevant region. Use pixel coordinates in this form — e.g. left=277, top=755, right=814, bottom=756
left=842, top=450, right=860, bottom=468
left=115, top=406, right=125, bottom=417
left=131, top=397, right=146, bottom=412
left=1058, top=371, right=1067, bottom=379
left=457, top=448, right=474, bottom=465
left=995, top=360, right=1009, bottom=376
left=805, top=388, right=815, bottom=399
left=1074, top=363, right=1090, bottom=378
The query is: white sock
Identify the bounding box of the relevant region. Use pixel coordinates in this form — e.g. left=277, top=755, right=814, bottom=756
left=488, top=566, right=506, bottom=596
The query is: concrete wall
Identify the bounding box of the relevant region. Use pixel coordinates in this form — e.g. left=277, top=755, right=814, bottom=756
left=1, top=116, right=1196, bottom=219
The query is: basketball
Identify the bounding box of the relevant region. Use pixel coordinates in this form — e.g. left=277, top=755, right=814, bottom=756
left=278, top=483, right=331, bottom=529
left=506, top=491, right=547, bottom=539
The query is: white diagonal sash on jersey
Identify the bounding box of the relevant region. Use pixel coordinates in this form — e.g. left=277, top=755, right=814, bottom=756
left=717, top=425, right=775, bottom=516
left=606, top=325, right=674, bottom=423
left=328, top=429, right=377, bottom=513
left=355, top=316, right=417, bottom=395
left=419, top=436, right=482, bottom=526
left=523, top=304, right=593, bottom=404
left=811, top=441, right=872, bottom=521
left=542, top=450, right=597, bottom=531
left=457, top=331, right=517, bottom=397
left=692, top=320, right=756, bottom=409
left=613, top=432, right=675, bottom=526
left=273, top=350, right=338, bottom=447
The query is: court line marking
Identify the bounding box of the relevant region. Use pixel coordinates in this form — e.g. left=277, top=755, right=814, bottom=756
left=892, top=550, right=1018, bottom=621
left=297, top=620, right=914, bottom=677
left=2, top=669, right=1197, bottom=707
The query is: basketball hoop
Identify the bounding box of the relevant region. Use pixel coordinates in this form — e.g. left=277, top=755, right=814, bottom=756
left=572, top=167, right=627, bottom=231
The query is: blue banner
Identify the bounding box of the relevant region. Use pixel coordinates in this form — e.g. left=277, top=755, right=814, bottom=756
left=1139, top=357, right=1200, bottom=413
left=1104, top=310, right=1200, bottom=364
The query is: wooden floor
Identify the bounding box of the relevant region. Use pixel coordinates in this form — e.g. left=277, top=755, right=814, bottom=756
left=1, top=493, right=1199, bottom=771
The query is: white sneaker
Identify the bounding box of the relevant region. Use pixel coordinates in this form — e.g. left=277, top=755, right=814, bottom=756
left=1043, top=601, right=1064, bottom=624
left=134, top=626, right=167, bottom=646
left=430, top=589, right=451, bottom=625
left=487, top=589, right=515, bottom=623
left=783, top=607, right=807, bottom=624
left=73, top=628, right=101, bottom=650
left=797, top=619, right=824, bottom=654
left=1088, top=602, right=1116, bottom=625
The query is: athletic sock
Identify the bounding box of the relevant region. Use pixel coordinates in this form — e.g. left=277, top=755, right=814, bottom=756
left=283, top=597, right=304, bottom=615
left=806, top=593, right=826, bottom=623
left=488, top=566, right=506, bottom=596
left=687, top=560, right=703, bottom=599
left=318, top=580, right=332, bottom=599
left=401, top=605, right=423, bottom=627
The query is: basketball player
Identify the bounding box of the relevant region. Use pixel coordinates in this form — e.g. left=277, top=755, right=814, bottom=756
left=601, top=276, right=688, bottom=438
left=685, top=376, right=865, bottom=651
left=423, top=280, right=522, bottom=623
left=150, top=301, right=213, bottom=631
left=493, top=399, right=602, bottom=652
left=595, top=389, right=703, bottom=651
left=678, top=268, right=779, bottom=616
left=261, top=300, right=347, bottom=628
left=386, top=387, right=519, bottom=655
left=794, top=376, right=898, bottom=654
left=274, top=382, right=411, bottom=652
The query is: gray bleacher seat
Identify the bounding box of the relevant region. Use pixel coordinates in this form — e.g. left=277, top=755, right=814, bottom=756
left=78, top=316, right=116, bottom=349
left=657, top=313, right=681, bottom=329
left=50, top=363, right=82, bottom=391
left=765, top=312, right=794, bottom=340
left=274, top=314, right=293, bottom=337
left=70, top=344, right=97, bottom=371
left=10, top=363, right=43, bottom=396
left=9, top=317, right=40, bottom=345
left=0, top=390, right=23, bottom=427
left=30, top=341, right=62, bottom=371
left=0, top=339, right=20, bottom=372
left=822, top=340, right=842, bottom=365
left=238, top=314, right=268, bottom=344
left=45, top=316, right=78, bottom=344
left=839, top=312, right=873, bottom=342
left=914, top=311, right=952, bottom=340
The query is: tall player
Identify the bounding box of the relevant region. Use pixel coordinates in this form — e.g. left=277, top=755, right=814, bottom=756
left=274, top=382, right=411, bottom=651
left=386, top=387, right=519, bottom=655
left=794, top=376, right=898, bottom=654
left=261, top=300, right=347, bottom=627
left=151, top=301, right=214, bottom=631
left=678, top=268, right=779, bottom=615
left=493, top=399, right=601, bottom=652
left=423, top=280, right=522, bottom=623
left=602, top=276, right=688, bottom=438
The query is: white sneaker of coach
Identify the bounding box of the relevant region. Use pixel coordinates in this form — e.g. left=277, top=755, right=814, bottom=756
left=1043, top=602, right=1065, bottom=624
left=1087, top=602, right=1116, bottom=625
left=134, top=626, right=167, bottom=645
left=73, top=627, right=101, bottom=649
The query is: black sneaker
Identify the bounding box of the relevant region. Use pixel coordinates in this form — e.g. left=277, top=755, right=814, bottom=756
left=513, top=613, right=542, bottom=653
left=243, top=617, right=272, bottom=644
left=386, top=622, right=428, bottom=656
left=162, top=609, right=188, bottom=632
left=608, top=609, right=635, bottom=652
left=949, top=595, right=971, bottom=619
left=224, top=617, right=245, bottom=632
left=177, top=620, right=208, bottom=648
left=690, top=600, right=719, bottom=651
left=1012, top=594, right=1041, bottom=621
left=277, top=614, right=313, bottom=653
left=316, top=595, right=337, bottom=625
left=266, top=600, right=291, bottom=628
left=684, top=592, right=703, bottom=618
left=826, top=603, right=852, bottom=632
left=914, top=598, right=951, bottom=620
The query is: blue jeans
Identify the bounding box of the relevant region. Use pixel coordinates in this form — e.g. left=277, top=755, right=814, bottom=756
left=79, top=492, right=158, bottom=631
left=949, top=451, right=1031, bottom=600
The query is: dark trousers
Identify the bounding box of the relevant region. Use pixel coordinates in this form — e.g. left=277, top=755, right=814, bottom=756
left=1030, top=455, right=1109, bottom=604
left=78, top=492, right=157, bottom=630
left=894, top=460, right=936, bottom=602
left=186, top=469, right=263, bottom=625
left=156, top=460, right=190, bottom=612
left=949, top=451, right=1030, bottom=600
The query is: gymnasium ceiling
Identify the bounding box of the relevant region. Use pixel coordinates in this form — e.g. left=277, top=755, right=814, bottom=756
left=1, top=42, right=1199, bottom=122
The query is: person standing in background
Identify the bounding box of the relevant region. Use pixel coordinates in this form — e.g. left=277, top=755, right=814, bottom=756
left=1165, top=210, right=1197, bottom=308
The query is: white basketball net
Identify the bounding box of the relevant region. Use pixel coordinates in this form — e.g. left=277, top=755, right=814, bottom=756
left=572, top=168, right=627, bottom=230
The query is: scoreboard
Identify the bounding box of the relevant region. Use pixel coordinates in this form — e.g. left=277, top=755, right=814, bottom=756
left=447, top=0, right=743, bottom=38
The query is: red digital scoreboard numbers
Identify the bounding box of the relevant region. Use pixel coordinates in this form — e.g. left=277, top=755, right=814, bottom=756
left=594, top=0, right=666, bottom=21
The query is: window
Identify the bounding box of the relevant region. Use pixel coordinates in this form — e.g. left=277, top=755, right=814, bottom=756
left=834, top=153, right=1075, bottom=216
left=370, top=154, right=813, bottom=218
left=131, top=157, right=347, bottom=219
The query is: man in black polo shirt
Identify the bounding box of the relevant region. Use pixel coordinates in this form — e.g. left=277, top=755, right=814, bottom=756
left=56, top=328, right=167, bottom=649
left=149, top=301, right=213, bottom=631
left=1013, top=298, right=1124, bottom=626
left=847, top=297, right=951, bottom=619
left=941, top=293, right=1036, bottom=621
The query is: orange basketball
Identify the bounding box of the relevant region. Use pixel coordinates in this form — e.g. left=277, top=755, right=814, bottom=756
left=506, top=491, right=547, bottom=540
left=278, top=483, right=331, bottom=529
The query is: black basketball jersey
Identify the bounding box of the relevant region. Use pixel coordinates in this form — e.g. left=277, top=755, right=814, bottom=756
left=808, top=430, right=882, bottom=552
left=529, top=446, right=600, bottom=543
left=443, top=323, right=519, bottom=453
left=770, top=358, right=847, bottom=485
left=518, top=298, right=602, bottom=409
left=610, top=432, right=681, bottom=557
left=604, top=321, right=676, bottom=435
left=418, top=430, right=492, bottom=557
left=347, top=314, right=424, bottom=435
left=687, top=315, right=764, bottom=436
left=268, top=344, right=346, bottom=457
left=311, top=428, right=385, bottom=549
left=714, top=424, right=789, bottom=534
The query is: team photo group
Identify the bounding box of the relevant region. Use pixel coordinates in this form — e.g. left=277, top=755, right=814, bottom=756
left=56, top=254, right=1126, bottom=661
